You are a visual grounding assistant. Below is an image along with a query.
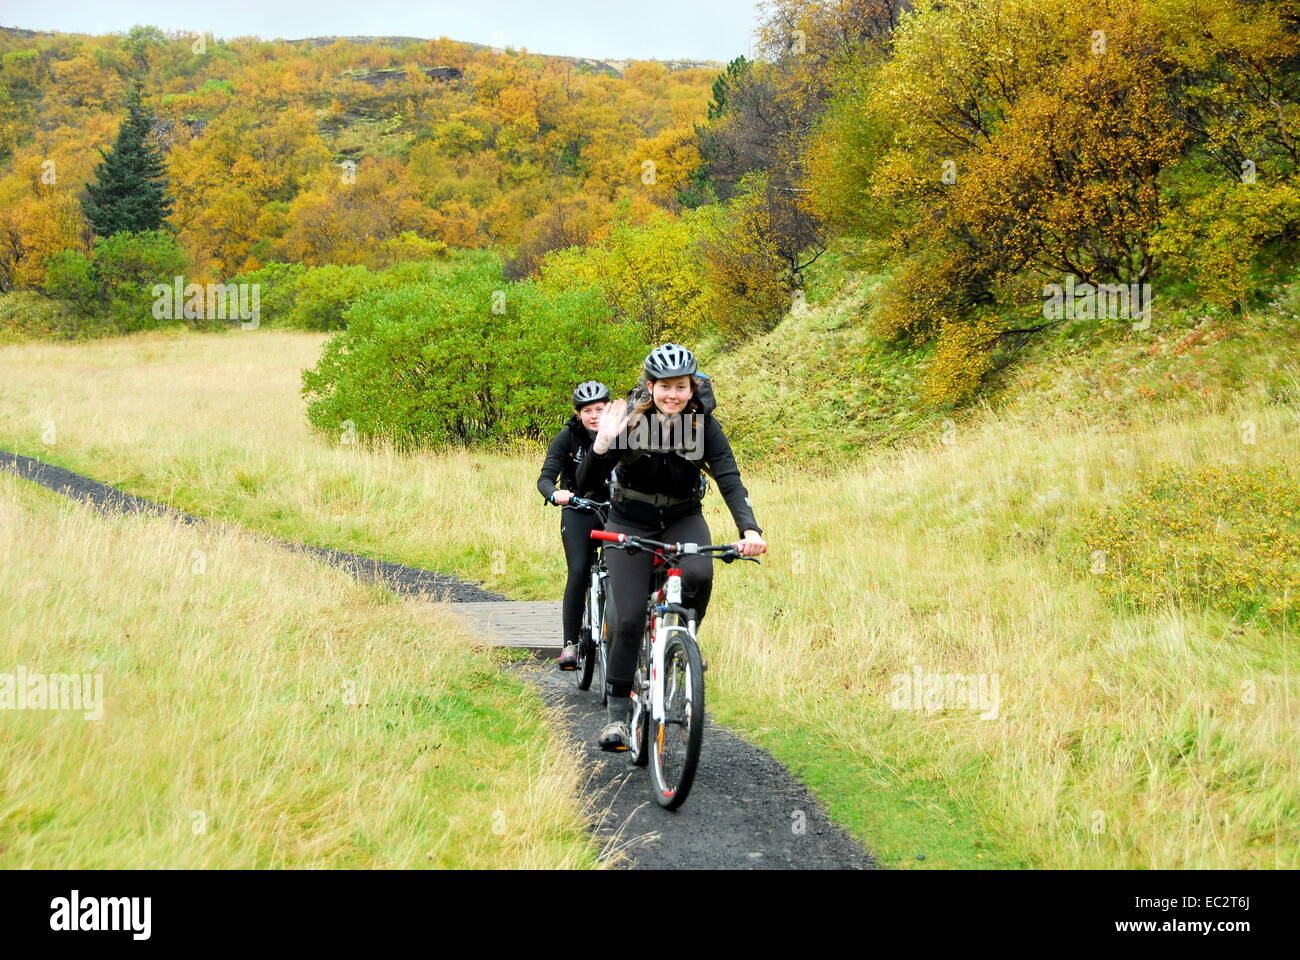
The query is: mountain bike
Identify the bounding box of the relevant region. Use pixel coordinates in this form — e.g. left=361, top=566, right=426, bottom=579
left=563, top=497, right=610, bottom=695
left=590, top=529, right=759, bottom=810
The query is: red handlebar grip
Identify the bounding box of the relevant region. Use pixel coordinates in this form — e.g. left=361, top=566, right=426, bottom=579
left=590, top=530, right=624, bottom=542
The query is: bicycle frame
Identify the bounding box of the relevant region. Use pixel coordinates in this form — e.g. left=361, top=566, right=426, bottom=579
left=591, top=531, right=757, bottom=710
left=589, top=561, right=606, bottom=638
left=589, top=542, right=609, bottom=660
left=648, top=562, right=696, bottom=724
left=561, top=497, right=610, bottom=690
left=568, top=500, right=610, bottom=636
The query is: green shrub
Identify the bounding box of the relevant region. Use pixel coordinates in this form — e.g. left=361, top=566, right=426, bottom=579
left=286, top=264, right=380, bottom=330
left=1079, top=460, right=1300, bottom=628
left=41, top=249, right=99, bottom=316
left=199, top=78, right=233, bottom=96
left=0, top=290, right=88, bottom=340
left=93, top=230, right=191, bottom=333
left=229, top=261, right=306, bottom=326
left=302, top=255, right=646, bottom=446
left=21, top=234, right=198, bottom=338
left=378, top=262, right=435, bottom=286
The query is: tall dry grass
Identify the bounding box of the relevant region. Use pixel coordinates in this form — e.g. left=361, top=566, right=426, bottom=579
left=0, top=471, right=600, bottom=868
left=703, top=389, right=1299, bottom=868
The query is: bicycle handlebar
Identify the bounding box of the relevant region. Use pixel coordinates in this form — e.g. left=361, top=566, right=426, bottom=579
left=566, top=497, right=611, bottom=511
left=590, top=529, right=761, bottom=564
left=553, top=495, right=610, bottom=517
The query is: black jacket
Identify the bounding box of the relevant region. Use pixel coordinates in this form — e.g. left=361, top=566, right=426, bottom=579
left=537, top=414, right=601, bottom=502
left=577, top=406, right=762, bottom=538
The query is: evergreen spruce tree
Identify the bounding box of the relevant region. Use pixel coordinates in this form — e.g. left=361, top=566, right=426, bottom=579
left=82, top=81, right=173, bottom=236
left=706, top=56, right=749, bottom=121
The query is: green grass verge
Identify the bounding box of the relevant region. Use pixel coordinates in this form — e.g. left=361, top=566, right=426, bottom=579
left=711, top=697, right=1030, bottom=869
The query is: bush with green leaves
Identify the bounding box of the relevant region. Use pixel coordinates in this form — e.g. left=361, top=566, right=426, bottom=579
left=286, top=264, right=380, bottom=330
left=371, top=231, right=448, bottom=268
left=229, top=261, right=307, bottom=326
left=302, top=256, right=646, bottom=446
left=42, top=249, right=100, bottom=316
left=33, top=231, right=191, bottom=336
left=0, top=290, right=86, bottom=340
left=93, top=230, right=191, bottom=332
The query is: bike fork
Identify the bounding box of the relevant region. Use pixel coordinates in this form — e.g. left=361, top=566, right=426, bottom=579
left=651, top=615, right=666, bottom=723
left=651, top=569, right=690, bottom=723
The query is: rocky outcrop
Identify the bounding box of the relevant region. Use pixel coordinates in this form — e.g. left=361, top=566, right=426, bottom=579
left=340, top=66, right=463, bottom=87
left=149, top=116, right=209, bottom=149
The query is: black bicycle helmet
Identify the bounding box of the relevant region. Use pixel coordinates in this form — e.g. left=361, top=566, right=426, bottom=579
left=643, top=343, right=698, bottom=380
left=572, top=380, right=611, bottom=409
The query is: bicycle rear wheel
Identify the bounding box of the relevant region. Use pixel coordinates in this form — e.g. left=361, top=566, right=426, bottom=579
left=649, top=621, right=704, bottom=809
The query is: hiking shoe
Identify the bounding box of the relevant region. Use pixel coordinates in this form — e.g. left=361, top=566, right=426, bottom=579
left=599, top=694, right=632, bottom=750
left=557, top=643, right=579, bottom=670
left=599, top=720, right=630, bottom=751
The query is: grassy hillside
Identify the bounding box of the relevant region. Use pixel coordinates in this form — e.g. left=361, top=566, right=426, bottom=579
left=2, top=319, right=1295, bottom=867
left=0, top=468, right=601, bottom=868
left=707, top=264, right=1300, bottom=469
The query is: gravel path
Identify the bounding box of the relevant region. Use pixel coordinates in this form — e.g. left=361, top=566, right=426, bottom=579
left=0, top=448, right=503, bottom=602
left=525, top=663, right=875, bottom=869
left=1, top=446, right=876, bottom=870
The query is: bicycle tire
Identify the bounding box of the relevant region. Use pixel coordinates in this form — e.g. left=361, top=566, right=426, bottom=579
left=598, top=618, right=609, bottom=706
left=628, top=626, right=651, bottom=767
left=649, top=619, right=704, bottom=810
left=597, top=589, right=611, bottom=706
left=576, top=585, right=596, bottom=691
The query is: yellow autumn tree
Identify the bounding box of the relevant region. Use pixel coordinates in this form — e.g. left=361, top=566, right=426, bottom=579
left=538, top=208, right=709, bottom=342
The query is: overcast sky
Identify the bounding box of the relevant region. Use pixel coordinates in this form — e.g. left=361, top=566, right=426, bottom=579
left=4, top=0, right=762, bottom=62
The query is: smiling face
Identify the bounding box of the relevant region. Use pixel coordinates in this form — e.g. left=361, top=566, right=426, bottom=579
left=578, top=401, right=607, bottom=430
left=650, top=375, right=692, bottom=415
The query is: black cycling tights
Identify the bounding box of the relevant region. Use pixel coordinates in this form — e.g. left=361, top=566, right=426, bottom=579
left=603, top=510, right=713, bottom=699
left=560, top=508, right=602, bottom=646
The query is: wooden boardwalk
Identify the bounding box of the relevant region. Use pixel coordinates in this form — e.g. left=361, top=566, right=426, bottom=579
left=450, top=600, right=564, bottom=655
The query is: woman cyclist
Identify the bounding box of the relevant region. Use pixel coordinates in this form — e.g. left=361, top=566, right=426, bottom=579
left=537, top=381, right=612, bottom=669
left=577, top=344, right=766, bottom=749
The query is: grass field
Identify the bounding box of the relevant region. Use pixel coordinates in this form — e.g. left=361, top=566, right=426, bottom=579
left=2, top=325, right=1297, bottom=868
left=0, top=468, right=601, bottom=868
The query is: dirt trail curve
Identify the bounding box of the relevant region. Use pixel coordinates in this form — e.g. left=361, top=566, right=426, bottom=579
left=1, top=447, right=875, bottom=870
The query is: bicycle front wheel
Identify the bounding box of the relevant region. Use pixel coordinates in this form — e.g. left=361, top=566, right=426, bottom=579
left=576, top=587, right=596, bottom=691
left=628, top=626, right=651, bottom=767
left=597, top=617, right=609, bottom=706
left=649, top=624, right=704, bottom=809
